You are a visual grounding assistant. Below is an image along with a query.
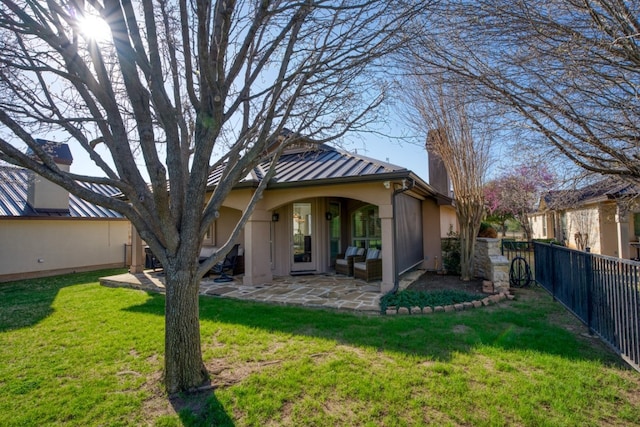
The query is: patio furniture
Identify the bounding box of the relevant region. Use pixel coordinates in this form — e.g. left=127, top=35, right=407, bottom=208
left=210, top=244, right=240, bottom=282
left=144, top=247, right=162, bottom=271
left=353, top=248, right=382, bottom=282
left=335, top=246, right=365, bottom=276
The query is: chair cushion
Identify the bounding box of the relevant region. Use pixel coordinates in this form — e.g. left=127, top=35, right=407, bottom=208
left=356, top=248, right=365, bottom=256
left=199, top=246, right=217, bottom=259
left=335, top=258, right=349, bottom=266
left=353, top=262, right=366, bottom=271
left=344, top=246, right=358, bottom=257
left=366, top=249, right=380, bottom=260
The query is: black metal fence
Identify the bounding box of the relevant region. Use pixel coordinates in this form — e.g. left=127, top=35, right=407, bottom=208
left=534, top=242, right=640, bottom=372
left=501, top=240, right=536, bottom=282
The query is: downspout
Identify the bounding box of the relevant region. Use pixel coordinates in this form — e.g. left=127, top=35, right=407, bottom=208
left=389, top=178, right=416, bottom=294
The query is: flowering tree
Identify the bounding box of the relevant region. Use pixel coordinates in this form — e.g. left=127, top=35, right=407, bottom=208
left=483, top=180, right=514, bottom=237
left=485, top=165, right=555, bottom=241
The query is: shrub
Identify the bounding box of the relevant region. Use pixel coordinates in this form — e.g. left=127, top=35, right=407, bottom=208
left=380, top=289, right=485, bottom=313
left=478, top=222, right=498, bottom=238
left=441, top=230, right=461, bottom=275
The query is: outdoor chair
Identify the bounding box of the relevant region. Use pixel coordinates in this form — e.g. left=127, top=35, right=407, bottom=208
left=353, top=248, right=382, bottom=282
left=144, top=247, right=162, bottom=271
left=335, top=246, right=365, bottom=276
left=209, top=244, right=240, bottom=283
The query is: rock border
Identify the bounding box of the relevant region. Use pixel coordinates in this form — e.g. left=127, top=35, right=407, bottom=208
left=383, top=291, right=515, bottom=315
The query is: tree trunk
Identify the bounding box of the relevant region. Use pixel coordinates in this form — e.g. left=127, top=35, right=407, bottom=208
left=457, top=200, right=483, bottom=281
left=163, top=264, right=209, bottom=394
left=459, top=223, right=477, bottom=281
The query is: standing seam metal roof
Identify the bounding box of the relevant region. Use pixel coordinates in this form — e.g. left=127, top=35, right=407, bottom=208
left=207, top=144, right=408, bottom=188
left=0, top=166, right=124, bottom=218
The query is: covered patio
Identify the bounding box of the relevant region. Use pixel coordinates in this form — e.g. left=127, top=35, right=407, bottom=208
left=99, top=270, right=423, bottom=314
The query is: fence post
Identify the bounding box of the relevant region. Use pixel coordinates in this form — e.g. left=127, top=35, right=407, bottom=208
left=585, top=248, right=594, bottom=335
left=550, top=244, right=556, bottom=301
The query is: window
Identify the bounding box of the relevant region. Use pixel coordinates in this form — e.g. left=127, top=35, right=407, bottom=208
left=634, top=213, right=640, bottom=239
left=351, top=205, right=381, bottom=249
left=203, top=224, right=215, bottom=245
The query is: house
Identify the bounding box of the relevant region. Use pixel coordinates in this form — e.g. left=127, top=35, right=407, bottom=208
left=0, top=141, right=131, bottom=282
left=530, top=178, right=640, bottom=259
left=130, top=139, right=456, bottom=293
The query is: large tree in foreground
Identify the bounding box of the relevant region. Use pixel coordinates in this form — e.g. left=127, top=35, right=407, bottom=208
left=0, top=0, right=427, bottom=393
left=404, top=77, right=491, bottom=281
left=403, top=0, right=640, bottom=181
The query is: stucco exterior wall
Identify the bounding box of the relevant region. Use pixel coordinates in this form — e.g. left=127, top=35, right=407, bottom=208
left=439, top=205, right=457, bottom=237
left=0, top=218, right=130, bottom=282
left=529, top=213, right=549, bottom=239
left=563, top=205, right=601, bottom=253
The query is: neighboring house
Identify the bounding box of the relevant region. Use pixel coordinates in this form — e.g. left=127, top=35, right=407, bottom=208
left=0, top=141, right=131, bottom=282
left=131, top=139, right=456, bottom=293
left=530, top=178, right=640, bottom=259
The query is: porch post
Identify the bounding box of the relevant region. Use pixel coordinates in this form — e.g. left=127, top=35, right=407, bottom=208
left=379, top=203, right=394, bottom=293
left=616, top=205, right=630, bottom=260
left=243, top=208, right=273, bottom=286
left=130, top=225, right=144, bottom=273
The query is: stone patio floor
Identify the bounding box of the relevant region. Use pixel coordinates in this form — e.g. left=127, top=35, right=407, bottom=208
left=100, top=269, right=424, bottom=314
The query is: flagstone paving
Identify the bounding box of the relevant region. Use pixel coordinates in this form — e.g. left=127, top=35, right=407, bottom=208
left=100, top=270, right=423, bottom=314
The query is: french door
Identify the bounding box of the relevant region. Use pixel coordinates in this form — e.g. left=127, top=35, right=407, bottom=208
left=291, top=202, right=315, bottom=272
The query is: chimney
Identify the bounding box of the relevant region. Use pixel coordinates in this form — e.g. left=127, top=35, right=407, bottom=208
left=426, top=129, right=451, bottom=197
left=27, top=139, right=73, bottom=213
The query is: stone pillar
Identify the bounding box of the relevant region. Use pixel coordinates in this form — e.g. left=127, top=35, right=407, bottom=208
left=130, top=225, right=144, bottom=274
left=379, top=203, right=394, bottom=293
left=243, top=209, right=273, bottom=286
left=616, top=205, right=630, bottom=260
left=474, top=238, right=509, bottom=293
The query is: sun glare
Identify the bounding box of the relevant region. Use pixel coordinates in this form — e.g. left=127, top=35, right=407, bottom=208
left=79, top=15, right=111, bottom=42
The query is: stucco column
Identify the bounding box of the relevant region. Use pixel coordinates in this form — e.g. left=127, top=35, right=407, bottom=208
left=130, top=225, right=144, bottom=274
left=616, top=205, right=630, bottom=260
left=379, top=204, right=394, bottom=293
left=243, top=209, right=273, bottom=286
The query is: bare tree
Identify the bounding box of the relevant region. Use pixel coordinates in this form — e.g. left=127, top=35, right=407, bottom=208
left=401, top=0, right=640, bottom=181
left=0, top=0, right=428, bottom=393
left=404, top=77, right=491, bottom=281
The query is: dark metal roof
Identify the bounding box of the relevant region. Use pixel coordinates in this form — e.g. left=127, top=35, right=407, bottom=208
left=543, top=177, right=640, bottom=210
left=207, top=144, right=411, bottom=189
left=0, top=166, right=124, bottom=219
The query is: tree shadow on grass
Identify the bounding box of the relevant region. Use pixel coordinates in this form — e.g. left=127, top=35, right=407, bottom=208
left=124, top=286, right=623, bottom=368
left=170, top=388, right=234, bottom=427
left=0, top=268, right=127, bottom=332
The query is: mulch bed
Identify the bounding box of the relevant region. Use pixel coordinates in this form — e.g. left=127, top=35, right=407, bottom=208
left=406, top=271, right=485, bottom=294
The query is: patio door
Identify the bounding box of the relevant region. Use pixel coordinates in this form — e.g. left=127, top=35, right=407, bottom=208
left=292, top=202, right=315, bottom=272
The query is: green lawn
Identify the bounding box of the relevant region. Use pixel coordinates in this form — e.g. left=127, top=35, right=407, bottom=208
left=0, top=270, right=638, bottom=426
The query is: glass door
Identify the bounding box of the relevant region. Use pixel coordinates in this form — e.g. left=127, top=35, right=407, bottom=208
left=292, top=202, right=314, bottom=271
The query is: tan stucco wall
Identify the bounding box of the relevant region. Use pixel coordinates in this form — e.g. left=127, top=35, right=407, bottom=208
left=0, top=218, right=130, bottom=282
left=599, top=204, right=619, bottom=257
left=563, top=205, right=601, bottom=253
left=439, top=205, right=457, bottom=237
left=529, top=212, right=556, bottom=240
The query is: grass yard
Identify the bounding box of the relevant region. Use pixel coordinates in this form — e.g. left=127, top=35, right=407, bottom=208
left=0, top=269, right=639, bottom=426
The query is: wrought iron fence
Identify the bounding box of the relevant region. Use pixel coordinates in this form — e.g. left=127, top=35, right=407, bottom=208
left=534, top=242, right=640, bottom=373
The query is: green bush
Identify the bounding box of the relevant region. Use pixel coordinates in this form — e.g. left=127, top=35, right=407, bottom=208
left=478, top=221, right=498, bottom=238
left=441, top=231, right=461, bottom=275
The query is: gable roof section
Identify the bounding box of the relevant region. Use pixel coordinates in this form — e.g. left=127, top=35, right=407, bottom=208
left=542, top=177, right=640, bottom=210
left=0, top=166, right=124, bottom=218
left=208, top=144, right=418, bottom=189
